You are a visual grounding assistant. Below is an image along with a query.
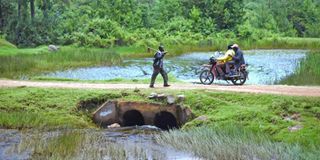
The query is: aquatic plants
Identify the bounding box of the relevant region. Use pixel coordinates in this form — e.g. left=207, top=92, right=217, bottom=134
left=280, top=51, right=320, bottom=85
left=156, top=126, right=320, bottom=160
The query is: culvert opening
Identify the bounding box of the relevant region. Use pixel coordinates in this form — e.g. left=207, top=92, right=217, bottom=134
left=123, top=110, right=145, bottom=126
left=154, top=111, right=178, bottom=130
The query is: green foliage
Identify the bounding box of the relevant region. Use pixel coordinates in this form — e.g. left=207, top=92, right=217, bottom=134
left=1, top=0, right=320, bottom=47
left=280, top=51, right=320, bottom=85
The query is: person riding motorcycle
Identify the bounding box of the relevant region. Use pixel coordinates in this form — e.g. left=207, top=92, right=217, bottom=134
left=216, top=45, right=235, bottom=78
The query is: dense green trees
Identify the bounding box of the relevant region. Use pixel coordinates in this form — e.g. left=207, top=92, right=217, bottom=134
left=0, top=0, right=320, bottom=47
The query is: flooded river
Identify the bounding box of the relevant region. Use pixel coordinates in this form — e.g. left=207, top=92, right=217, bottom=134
left=41, top=50, right=306, bottom=85
left=0, top=127, right=198, bottom=160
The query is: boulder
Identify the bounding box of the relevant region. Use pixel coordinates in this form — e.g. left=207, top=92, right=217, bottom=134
left=48, top=45, right=59, bottom=52
left=288, top=125, right=303, bottom=132
left=167, top=95, right=176, bottom=104
left=148, top=92, right=158, bottom=99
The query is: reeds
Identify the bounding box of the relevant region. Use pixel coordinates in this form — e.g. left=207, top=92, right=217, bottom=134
left=155, top=126, right=320, bottom=160
left=280, top=51, right=320, bottom=85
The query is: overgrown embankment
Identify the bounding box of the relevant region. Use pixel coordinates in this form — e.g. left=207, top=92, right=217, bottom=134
left=0, top=87, right=319, bottom=146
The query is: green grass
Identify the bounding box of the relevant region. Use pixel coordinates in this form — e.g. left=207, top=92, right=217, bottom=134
left=280, top=51, right=320, bottom=85
left=1, top=87, right=319, bottom=158
left=0, top=46, right=122, bottom=78
left=181, top=90, right=320, bottom=146
left=0, top=87, right=319, bottom=146
left=240, top=37, right=320, bottom=50
left=0, top=39, right=17, bottom=49
left=156, top=126, right=320, bottom=160
left=0, top=39, right=49, bottom=56
left=0, top=87, right=123, bottom=129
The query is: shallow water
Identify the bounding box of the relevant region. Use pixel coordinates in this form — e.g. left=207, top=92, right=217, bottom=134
left=41, top=50, right=306, bottom=85
left=0, top=126, right=198, bottom=160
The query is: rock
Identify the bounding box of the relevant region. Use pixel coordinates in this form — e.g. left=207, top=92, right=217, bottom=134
left=291, top=113, right=300, bottom=120
left=167, top=95, right=176, bottom=104
left=195, top=115, right=208, bottom=121
left=157, top=94, right=166, bottom=100
left=108, top=123, right=121, bottom=128
left=48, top=45, right=59, bottom=52
left=288, top=125, right=303, bottom=132
left=283, top=113, right=301, bottom=121
left=177, top=95, right=185, bottom=103
left=148, top=92, right=158, bottom=99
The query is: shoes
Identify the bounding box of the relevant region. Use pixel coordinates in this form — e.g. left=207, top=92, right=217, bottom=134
left=164, top=84, right=170, bottom=87
left=149, top=85, right=154, bottom=88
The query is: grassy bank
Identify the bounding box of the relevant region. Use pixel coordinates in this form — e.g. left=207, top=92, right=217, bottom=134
left=280, top=51, right=320, bottom=85
left=0, top=46, right=122, bottom=78
left=0, top=87, right=319, bottom=145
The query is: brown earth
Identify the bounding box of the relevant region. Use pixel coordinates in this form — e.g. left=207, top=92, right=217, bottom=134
left=0, top=80, right=320, bottom=97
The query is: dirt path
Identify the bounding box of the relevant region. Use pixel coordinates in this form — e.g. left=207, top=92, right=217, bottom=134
left=1, top=80, right=320, bottom=97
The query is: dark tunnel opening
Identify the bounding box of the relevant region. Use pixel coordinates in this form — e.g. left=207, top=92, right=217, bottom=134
left=123, top=110, right=145, bottom=126
left=154, top=111, right=178, bottom=130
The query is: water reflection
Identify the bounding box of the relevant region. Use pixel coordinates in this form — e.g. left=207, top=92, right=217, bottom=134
left=41, top=50, right=306, bottom=85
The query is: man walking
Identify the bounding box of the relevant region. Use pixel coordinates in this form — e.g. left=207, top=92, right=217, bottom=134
left=149, top=45, right=170, bottom=88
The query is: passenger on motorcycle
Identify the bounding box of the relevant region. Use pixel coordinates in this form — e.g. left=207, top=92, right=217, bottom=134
left=230, top=44, right=245, bottom=72
left=216, top=45, right=235, bottom=78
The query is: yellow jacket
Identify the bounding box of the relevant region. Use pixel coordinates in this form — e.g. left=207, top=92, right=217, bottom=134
left=216, top=49, right=235, bottom=63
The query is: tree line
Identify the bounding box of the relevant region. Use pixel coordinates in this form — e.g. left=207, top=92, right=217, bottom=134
left=0, top=0, right=320, bottom=47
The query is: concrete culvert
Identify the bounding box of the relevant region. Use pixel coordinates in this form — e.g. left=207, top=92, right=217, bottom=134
left=123, top=110, right=145, bottom=126
left=154, top=111, right=178, bottom=130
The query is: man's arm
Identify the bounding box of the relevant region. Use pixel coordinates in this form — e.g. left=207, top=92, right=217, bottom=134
left=232, top=51, right=242, bottom=61
left=154, top=51, right=166, bottom=59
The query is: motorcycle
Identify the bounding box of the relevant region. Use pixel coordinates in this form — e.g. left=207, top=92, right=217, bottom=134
left=199, top=57, right=248, bottom=85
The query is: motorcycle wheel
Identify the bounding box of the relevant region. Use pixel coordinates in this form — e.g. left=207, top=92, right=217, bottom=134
left=231, top=71, right=247, bottom=85
left=200, top=70, right=214, bottom=85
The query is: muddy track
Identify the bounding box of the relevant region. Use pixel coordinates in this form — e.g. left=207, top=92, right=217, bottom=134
left=0, top=80, right=320, bottom=97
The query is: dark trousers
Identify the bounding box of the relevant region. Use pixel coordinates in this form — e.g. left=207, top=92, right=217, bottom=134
left=225, top=61, right=235, bottom=73
left=150, top=66, right=168, bottom=86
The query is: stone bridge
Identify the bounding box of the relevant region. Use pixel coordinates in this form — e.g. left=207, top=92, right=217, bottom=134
left=93, top=101, right=193, bottom=130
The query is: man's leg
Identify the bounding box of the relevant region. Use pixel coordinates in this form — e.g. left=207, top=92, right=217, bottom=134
left=160, top=68, right=169, bottom=86
left=226, top=61, right=235, bottom=76
left=150, top=67, right=160, bottom=87
left=216, top=63, right=225, bottom=78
